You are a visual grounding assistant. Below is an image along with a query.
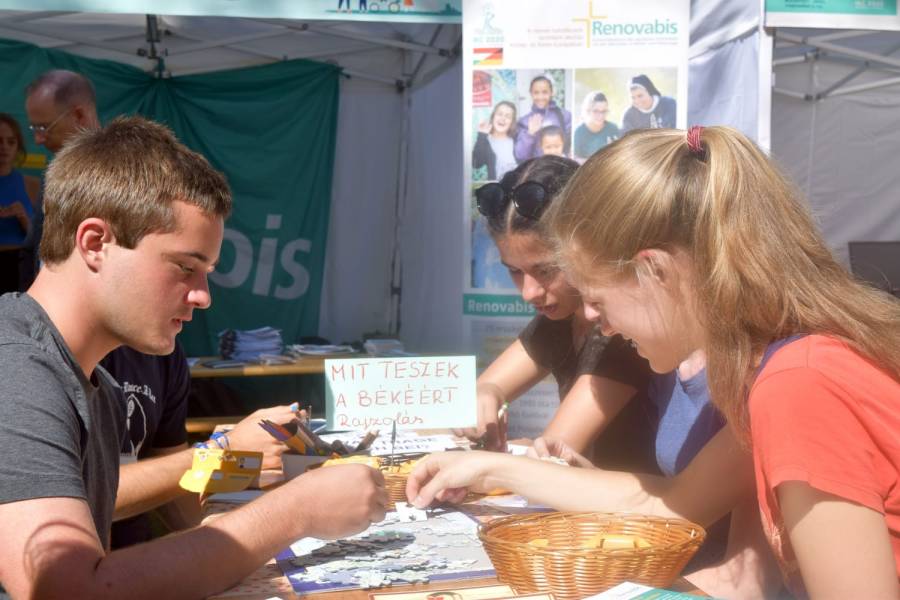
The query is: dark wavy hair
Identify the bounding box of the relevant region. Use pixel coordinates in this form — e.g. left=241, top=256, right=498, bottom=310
left=484, top=154, right=579, bottom=240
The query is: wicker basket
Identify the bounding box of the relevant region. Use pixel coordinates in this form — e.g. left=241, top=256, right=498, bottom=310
left=478, top=512, right=705, bottom=600
left=382, top=470, right=410, bottom=509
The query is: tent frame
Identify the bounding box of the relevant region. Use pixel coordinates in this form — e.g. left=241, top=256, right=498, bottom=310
left=773, top=28, right=900, bottom=101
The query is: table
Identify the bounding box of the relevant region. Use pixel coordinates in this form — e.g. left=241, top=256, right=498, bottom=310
left=201, top=428, right=706, bottom=600
left=203, top=496, right=706, bottom=600
left=190, top=356, right=328, bottom=379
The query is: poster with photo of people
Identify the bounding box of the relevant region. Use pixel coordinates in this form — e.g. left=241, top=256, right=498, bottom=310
left=462, top=0, right=689, bottom=437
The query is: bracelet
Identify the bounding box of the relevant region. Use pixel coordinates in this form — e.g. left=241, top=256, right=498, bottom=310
left=193, top=431, right=230, bottom=450
left=210, top=431, right=230, bottom=450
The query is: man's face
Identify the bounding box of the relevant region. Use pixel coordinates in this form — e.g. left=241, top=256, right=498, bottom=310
left=25, top=91, right=81, bottom=153
left=97, top=200, right=224, bottom=355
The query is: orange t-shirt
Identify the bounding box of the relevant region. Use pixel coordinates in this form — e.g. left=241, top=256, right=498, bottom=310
left=749, top=335, right=900, bottom=597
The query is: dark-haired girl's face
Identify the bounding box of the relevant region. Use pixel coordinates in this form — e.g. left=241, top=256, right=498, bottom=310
left=530, top=80, right=553, bottom=110
left=494, top=232, right=580, bottom=320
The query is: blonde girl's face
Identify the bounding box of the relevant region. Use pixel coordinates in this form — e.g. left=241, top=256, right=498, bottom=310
left=530, top=80, right=553, bottom=109
left=574, top=263, right=698, bottom=373
left=495, top=232, right=581, bottom=321
left=491, top=105, right=514, bottom=135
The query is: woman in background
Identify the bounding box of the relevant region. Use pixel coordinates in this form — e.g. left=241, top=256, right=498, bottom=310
left=0, top=113, right=39, bottom=293
left=472, top=101, right=518, bottom=181
left=573, top=91, right=619, bottom=161
left=621, top=74, right=676, bottom=132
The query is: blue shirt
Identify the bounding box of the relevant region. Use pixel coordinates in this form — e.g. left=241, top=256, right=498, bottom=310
left=0, top=171, right=33, bottom=246
left=649, top=367, right=724, bottom=477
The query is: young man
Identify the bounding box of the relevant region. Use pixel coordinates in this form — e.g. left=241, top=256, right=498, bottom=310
left=24, top=68, right=300, bottom=548
left=0, top=116, right=387, bottom=599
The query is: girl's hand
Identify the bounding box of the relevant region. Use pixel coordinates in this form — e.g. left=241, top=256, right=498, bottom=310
left=406, top=451, right=501, bottom=507
left=528, top=436, right=594, bottom=469
left=455, top=385, right=507, bottom=451
left=477, top=120, right=492, bottom=134
left=527, top=113, right=544, bottom=135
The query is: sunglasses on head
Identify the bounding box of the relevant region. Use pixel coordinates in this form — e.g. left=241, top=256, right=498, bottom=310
left=475, top=181, right=551, bottom=220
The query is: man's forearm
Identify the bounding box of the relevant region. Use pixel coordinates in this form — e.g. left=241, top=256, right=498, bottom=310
left=115, top=449, right=194, bottom=520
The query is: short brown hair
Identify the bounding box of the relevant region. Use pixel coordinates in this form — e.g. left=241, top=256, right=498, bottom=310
left=0, top=113, right=27, bottom=167
left=41, top=115, right=232, bottom=264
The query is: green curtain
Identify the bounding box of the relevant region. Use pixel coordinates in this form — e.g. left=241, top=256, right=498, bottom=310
left=0, top=39, right=340, bottom=356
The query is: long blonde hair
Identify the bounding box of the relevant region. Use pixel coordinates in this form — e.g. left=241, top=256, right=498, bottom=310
left=547, top=126, right=900, bottom=432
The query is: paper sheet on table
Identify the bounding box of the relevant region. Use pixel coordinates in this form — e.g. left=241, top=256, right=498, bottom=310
left=319, top=431, right=464, bottom=456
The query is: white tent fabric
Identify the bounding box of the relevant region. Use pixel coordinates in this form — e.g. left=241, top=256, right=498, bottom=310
left=772, top=29, right=900, bottom=265
left=0, top=2, right=771, bottom=353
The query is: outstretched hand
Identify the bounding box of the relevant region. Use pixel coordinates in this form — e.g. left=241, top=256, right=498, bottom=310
left=405, top=451, right=503, bottom=508
left=527, top=437, right=594, bottom=469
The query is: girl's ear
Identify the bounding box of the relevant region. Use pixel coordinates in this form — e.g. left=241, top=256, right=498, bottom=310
left=634, top=248, right=679, bottom=289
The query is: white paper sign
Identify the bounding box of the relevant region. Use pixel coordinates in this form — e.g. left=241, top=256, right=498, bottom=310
left=325, top=356, right=477, bottom=430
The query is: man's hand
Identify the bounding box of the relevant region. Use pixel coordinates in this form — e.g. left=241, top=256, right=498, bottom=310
left=291, top=464, right=387, bottom=539
left=226, top=405, right=298, bottom=469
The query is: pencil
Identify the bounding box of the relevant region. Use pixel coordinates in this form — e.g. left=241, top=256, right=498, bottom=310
left=259, top=419, right=307, bottom=454
left=497, top=401, right=510, bottom=420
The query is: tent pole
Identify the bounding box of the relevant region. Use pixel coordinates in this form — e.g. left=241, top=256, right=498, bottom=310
left=256, top=19, right=451, bottom=57
left=778, top=31, right=900, bottom=70
left=388, top=59, right=412, bottom=336
left=827, top=75, right=900, bottom=97
left=757, top=9, right=773, bottom=153
left=772, top=87, right=810, bottom=100
left=409, top=25, right=443, bottom=87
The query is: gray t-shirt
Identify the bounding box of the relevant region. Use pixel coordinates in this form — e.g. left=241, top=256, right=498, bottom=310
left=0, top=292, right=124, bottom=550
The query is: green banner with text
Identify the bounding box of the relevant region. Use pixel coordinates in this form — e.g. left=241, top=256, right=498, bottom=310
left=0, top=38, right=338, bottom=355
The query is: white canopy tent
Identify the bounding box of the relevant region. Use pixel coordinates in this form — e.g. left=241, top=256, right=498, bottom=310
left=772, top=28, right=900, bottom=266
left=0, top=1, right=774, bottom=354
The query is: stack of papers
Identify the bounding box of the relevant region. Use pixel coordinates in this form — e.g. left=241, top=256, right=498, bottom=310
left=286, top=344, right=357, bottom=356
left=218, top=326, right=284, bottom=361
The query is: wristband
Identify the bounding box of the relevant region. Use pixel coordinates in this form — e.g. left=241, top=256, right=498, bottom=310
left=193, top=431, right=230, bottom=450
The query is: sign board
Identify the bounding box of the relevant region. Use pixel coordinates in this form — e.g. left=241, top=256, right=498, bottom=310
left=325, top=356, right=477, bottom=430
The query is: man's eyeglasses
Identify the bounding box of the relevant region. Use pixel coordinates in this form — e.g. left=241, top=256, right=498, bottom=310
left=475, top=181, right=551, bottom=220
left=29, top=108, right=73, bottom=137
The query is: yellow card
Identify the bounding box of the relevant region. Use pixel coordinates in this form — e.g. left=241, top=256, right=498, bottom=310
left=179, top=448, right=263, bottom=494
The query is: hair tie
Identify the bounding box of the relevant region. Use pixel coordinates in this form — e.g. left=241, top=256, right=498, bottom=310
left=686, top=125, right=704, bottom=156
